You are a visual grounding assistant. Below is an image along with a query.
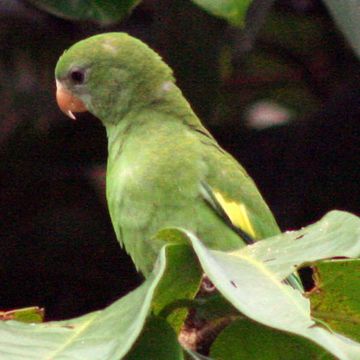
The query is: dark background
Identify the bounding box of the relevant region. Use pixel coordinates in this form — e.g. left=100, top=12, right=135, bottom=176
left=1, top=0, right=359, bottom=320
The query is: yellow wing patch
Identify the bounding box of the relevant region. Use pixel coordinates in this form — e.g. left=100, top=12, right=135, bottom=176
left=213, top=190, right=256, bottom=238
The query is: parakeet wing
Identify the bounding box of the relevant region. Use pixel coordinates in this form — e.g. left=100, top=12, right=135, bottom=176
left=194, top=127, right=280, bottom=243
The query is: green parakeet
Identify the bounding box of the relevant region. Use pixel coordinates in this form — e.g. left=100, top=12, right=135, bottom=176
left=55, top=33, right=300, bottom=288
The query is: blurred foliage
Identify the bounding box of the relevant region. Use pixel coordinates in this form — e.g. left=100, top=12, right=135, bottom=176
left=191, top=0, right=253, bottom=27
left=0, top=0, right=359, bottom=326
left=323, top=0, right=360, bottom=59
left=26, top=0, right=140, bottom=25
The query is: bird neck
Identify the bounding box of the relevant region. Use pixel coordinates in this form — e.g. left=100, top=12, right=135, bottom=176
left=105, top=82, right=205, bottom=155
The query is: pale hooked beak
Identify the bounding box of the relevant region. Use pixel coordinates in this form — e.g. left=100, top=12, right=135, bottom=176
left=56, top=80, right=87, bottom=120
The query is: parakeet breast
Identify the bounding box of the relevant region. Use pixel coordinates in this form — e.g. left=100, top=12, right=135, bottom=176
left=105, top=114, right=206, bottom=275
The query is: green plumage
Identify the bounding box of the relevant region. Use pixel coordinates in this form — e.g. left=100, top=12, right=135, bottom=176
left=55, top=33, right=285, bottom=278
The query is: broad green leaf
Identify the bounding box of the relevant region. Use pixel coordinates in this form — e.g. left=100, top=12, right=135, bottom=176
left=151, top=238, right=202, bottom=333
left=210, top=318, right=332, bottom=359
left=126, top=316, right=184, bottom=360
left=26, top=0, right=139, bottom=25
left=240, top=210, right=360, bottom=281
left=180, top=211, right=360, bottom=359
left=191, top=0, right=252, bottom=27
left=194, top=294, right=239, bottom=322
left=311, top=259, right=360, bottom=342
left=323, top=0, right=360, bottom=59
left=0, top=245, right=178, bottom=359
left=0, top=274, right=160, bottom=359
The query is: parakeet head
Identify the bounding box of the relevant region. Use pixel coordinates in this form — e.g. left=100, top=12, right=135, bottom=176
left=55, top=33, right=174, bottom=124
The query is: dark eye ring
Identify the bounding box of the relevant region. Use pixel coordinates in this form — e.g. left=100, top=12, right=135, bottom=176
left=70, top=69, right=85, bottom=84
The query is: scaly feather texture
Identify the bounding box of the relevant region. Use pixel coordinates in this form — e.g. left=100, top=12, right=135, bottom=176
left=55, top=33, right=300, bottom=288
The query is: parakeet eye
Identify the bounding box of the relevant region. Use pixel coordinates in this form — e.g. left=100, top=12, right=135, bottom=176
left=69, top=69, right=85, bottom=85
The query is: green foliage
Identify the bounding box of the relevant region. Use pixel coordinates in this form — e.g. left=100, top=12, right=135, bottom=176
left=27, top=0, right=252, bottom=28
left=26, top=0, right=140, bottom=25
left=191, top=0, right=252, bottom=27
left=241, top=211, right=360, bottom=280
left=311, top=260, right=360, bottom=342
left=0, top=245, right=172, bottom=359
left=1, top=211, right=360, bottom=359
left=126, top=316, right=184, bottom=360
left=210, top=319, right=330, bottom=360
left=185, top=211, right=360, bottom=359
left=151, top=243, right=202, bottom=333
left=0, top=307, right=44, bottom=324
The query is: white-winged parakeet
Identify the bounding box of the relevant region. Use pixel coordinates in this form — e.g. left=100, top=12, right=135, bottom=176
left=55, top=33, right=301, bottom=289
